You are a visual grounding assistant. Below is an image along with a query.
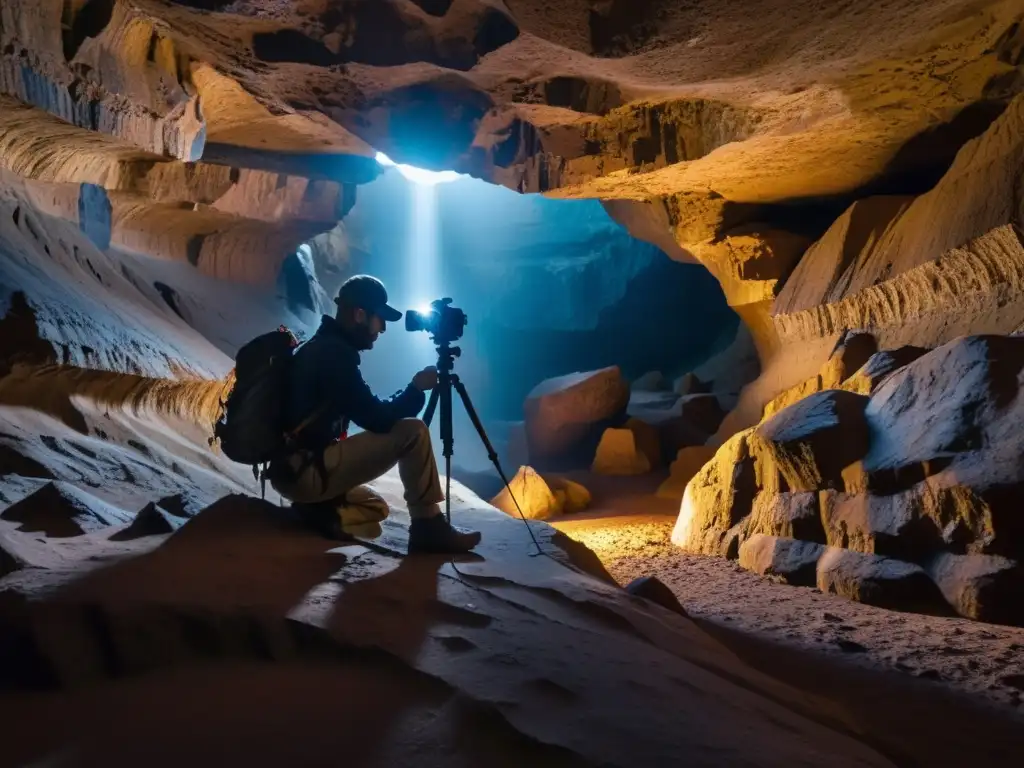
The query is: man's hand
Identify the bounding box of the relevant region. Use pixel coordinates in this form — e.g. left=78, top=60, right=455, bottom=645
left=412, top=366, right=438, bottom=391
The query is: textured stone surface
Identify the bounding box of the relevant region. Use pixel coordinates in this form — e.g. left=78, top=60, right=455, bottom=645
left=489, top=465, right=562, bottom=520
left=739, top=534, right=825, bottom=587
left=524, top=367, right=630, bottom=467
left=592, top=428, right=651, bottom=476
left=656, top=445, right=717, bottom=500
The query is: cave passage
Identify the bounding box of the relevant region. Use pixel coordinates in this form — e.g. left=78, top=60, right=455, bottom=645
left=296, top=159, right=737, bottom=423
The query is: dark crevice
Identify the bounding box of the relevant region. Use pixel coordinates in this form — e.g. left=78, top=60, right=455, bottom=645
left=0, top=291, right=56, bottom=378
left=62, top=0, right=117, bottom=62
left=408, top=0, right=454, bottom=16
left=153, top=282, right=185, bottom=320
left=857, top=99, right=1012, bottom=198
left=252, top=29, right=341, bottom=67
left=185, top=234, right=205, bottom=267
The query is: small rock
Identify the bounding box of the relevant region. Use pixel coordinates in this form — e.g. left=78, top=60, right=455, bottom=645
left=592, top=428, right=651, bottom=476
left=624, top=576, right=689, bottom=617
left=836, top=639, right=867, bottom=653
left=489, top=466, right=562, bottom=520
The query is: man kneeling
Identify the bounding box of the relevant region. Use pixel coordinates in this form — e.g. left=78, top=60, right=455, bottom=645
left=269, top=275, right=481, bottom=555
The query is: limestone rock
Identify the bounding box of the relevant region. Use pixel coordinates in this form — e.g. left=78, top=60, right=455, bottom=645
left=924, top=552, right=1024, bottom=625
left=739, top=534, right=825, bottom=586
left=633, top=370, right=669, bottom=391
left=816, top=548, right=945, bottom=612
left=818, top=482, right=997, bottom=561
left=646, top=394, right=726, bottom=459
left=864, top=335, right=1024, bottom=472
left=524, top=367, right=630, bottom=467
left=773, top=196, right=915, bottom=315
left=672, top=429, right=757, bottom=554
left=748, top=491, right=825, bottom=543
left=624, top=418, right=661, bottom=469
left=751, top=389, right=871, bottom=493
left=0, top=481, right=131, bottom=537
left=490, top=466, right=563, bottom=520
left=763, top=331, right=876, bottom=419
left=592, top=428, right=651, bottom=476
left=624, top=576, right=689, bottom=617
left=841, top=346, right=929, bottom=395
left=656, top=446, right=717, bottom=500
left=545, top=476, right=591, bottom=514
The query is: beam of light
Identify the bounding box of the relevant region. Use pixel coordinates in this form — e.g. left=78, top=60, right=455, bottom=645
left=375, top=151, right=462, bottom=186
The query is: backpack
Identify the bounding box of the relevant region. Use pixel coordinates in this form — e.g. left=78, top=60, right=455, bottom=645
left=213, top=325, right=301, bottom=482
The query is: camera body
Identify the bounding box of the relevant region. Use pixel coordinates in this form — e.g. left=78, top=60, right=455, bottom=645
left=405, top=298, right=467, bottom=344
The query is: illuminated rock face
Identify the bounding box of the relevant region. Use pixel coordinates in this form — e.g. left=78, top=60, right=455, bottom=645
left=673, top=336, right=1024, bottom=625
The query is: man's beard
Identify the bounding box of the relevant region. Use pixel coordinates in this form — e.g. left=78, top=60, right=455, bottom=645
left=352, top=322, right=375, bottom=350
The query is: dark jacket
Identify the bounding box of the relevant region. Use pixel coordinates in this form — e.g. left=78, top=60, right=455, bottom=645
left=284, top=315, right=425, bottom=451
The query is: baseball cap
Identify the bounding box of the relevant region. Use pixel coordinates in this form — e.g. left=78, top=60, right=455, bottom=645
left=334, top=275, right=402, bottom=322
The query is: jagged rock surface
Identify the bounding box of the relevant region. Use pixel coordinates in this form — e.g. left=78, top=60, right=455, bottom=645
left=672, top=335, right=1024, bottom=625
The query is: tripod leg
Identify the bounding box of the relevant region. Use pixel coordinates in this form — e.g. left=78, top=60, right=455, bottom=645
left=422, top=384, right=440, bottom=426
left=452, top=377, right=543, bottom=556
left=451, top=377, right=501, bottom=468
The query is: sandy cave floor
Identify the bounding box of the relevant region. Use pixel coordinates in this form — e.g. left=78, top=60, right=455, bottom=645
left=542, top=472, right=1024, bottom=715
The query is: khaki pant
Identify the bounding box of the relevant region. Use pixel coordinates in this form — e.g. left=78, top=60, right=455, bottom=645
left=271, top=418, right=444, bottom=525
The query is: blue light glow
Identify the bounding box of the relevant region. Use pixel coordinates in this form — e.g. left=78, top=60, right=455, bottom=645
left=375, top=152, right=462, bottom=186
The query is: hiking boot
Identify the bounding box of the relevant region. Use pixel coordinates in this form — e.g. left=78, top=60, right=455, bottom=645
left=293, top=501, right=353, bottom=542
left=408, top=514, right=481, bottom=555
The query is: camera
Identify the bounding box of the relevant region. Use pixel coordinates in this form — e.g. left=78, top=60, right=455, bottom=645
left=405, top=298, right=467, bottom=344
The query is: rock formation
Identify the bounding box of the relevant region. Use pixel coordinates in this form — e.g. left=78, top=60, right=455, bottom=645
left=673, top=335, right=1024, bottom=625
left=523, top=366, right=629, bottom=467
left=1, top=4, right=1024, bottom=758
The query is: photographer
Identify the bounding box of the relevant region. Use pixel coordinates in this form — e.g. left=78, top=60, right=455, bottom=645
left=269, top=275, right=482, bottom=554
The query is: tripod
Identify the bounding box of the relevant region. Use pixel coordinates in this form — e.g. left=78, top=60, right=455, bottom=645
left=421, top=340, right=506, bottom=523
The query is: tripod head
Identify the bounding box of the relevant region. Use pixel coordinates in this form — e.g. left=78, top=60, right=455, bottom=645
left=434, top=340, right=461, bottom=374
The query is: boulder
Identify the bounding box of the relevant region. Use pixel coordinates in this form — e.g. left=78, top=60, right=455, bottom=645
left=545, top=475, right=591, bottom=513
left=0, top=481, right=131, bottom=537
left=592, top=428, right=651, bottom=476
left=864, top=335, right=1024, bottom=472
left=739, top=534, right=825, bottom=586
left=633, top=370, right=669, bottom=391
left=818, top=481, right=996, bottom=560
left=840, top=346, right=929, bottom=395
left=624, top=576, right=689, bottom=617
left=674, top=372, right=709, bottom=395
left=815, top=548, right=946, bottom=612
left=653, top=395, right=726, bottom=459
left=924, top=552, right=1024, bottom=625
left=672, top=429, right=757, bottom=554
left=748, top=491, right=825, bottom=542
left=524, top=367, right=630, bottom=467
left=821, top=330, right=878, bottom=385
left=751, top=389, right=871, bottom=493
left=490, top=466, right=563, bottom=520
left=625, top=418, right=661, bottom=469
left=762, top=331, right=877, bottom=419
left=656, top=446, right=717, bottom=499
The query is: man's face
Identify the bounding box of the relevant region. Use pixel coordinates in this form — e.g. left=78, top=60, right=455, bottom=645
left=353, top=308, right=385, bottom=350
